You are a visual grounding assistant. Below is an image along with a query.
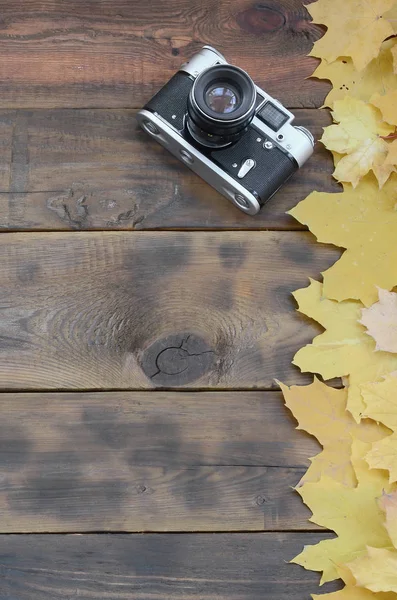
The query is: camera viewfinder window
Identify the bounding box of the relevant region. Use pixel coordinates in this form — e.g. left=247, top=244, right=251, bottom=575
left=257, top=102, right=289, bottom=131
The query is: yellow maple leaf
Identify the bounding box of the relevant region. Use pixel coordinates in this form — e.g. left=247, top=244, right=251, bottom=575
left=308, top=0, right=396, bottom=71
left=279, top=378, right=387, bottom=486
left=371, top=91, right=397, bottom=126
left=361, top=376, right=397, bottom=482
left=386, top=139, right=397, bottom=165
left=347, top=490, right=397, bottom=593
left=289, top=174, right=397, bottom=306
left=349, top=547, right=397, bottom=594
left=380, top=491, right=397, bottom=548
left=313, top=586, right=397, bottom=600
left=292, top=280, right=397, bottom=420
left=312, top=40, right=397, bottom=108
left=393, top=45, right=397, bottom=73
left=292, top=440, right=395, bottom=584
left=321, top=97, right=395, bottom=187
left=385, top=3, right=397, bottom=33
left=361, top=289, right=397, bottom=354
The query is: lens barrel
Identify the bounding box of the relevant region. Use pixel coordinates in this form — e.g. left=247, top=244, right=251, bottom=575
left=187, top=65, right=256, bottom=148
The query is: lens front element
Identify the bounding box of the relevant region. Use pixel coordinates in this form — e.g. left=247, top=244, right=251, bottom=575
left=205, top=84, right=240, bottom=114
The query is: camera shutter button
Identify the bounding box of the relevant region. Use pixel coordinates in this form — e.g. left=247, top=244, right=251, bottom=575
left=237, top=158, right=256, bottom=179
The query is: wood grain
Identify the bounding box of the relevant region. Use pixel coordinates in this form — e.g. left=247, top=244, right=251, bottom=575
left=0, top=0, right=329, bottom=109
left=0, top=108, right=338, bottom=231
left=0, top=391, right=319, bottom=468
left=0, top=392, right=321, bottom=532
left=2, top=464, right=313, bottom=533
left=0, top=533, right=340, bottom=599
left=0, top=230, right=340, bottom=390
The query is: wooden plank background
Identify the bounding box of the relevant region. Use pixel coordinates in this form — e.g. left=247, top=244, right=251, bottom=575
left=0, top=231, right=339, bottom=389
left=0, top=0, right=340, bottom=597
left=0, top=534, right=341, bottom=600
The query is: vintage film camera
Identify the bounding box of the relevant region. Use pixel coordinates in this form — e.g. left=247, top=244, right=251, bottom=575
left=138, top=46, right=314, bottom=215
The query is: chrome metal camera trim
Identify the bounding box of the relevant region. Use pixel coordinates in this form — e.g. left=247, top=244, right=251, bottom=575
left=180, top=46, right=228, bottom=78
left=137, top=109, right=260, bottom=215
left=202, top=46, right=226, bottom=61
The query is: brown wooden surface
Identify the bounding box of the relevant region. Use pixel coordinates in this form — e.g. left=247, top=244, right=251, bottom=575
left=0, top=108, right=338, bottom=231
left=0, top=0, right=340, bottom=595
left=0, top=533, right=340, bottom=600
left=0, top=230, right=339, bottom=390
left=0, top=391, right=319, bottom=532
left=0, top=0, right=329, bottom=109
left=0, top=391, right=319, bottom=467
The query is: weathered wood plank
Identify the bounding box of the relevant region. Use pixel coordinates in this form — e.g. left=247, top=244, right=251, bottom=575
left=0, top=391, right=320, bottom=532
left=0, top=0, right=329, bottom=109
left=0, top=231, right=340, bottom=390
left=0, top=391, right=319, bottom=468
left=0, top=108, right=338, bottom=231
left=0, top=533, right=340, bottom=599
left=2, top=463, right=312, bottom=532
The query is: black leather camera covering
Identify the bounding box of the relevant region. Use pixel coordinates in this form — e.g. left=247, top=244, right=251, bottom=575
left=211, top=128, right=298, bottom=207
left=144, top=72, right=193, bottom=132
left=144, top=71, right=298, bottom=207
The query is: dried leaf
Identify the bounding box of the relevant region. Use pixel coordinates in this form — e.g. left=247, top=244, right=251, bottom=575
left=348, top=547, right=397, bottom=594
left=279, top=378, right=387, bottom=485
left=292, top=440, right=395, bottom=584
left=386, top=140, right=397, bottom=165
left=292, top=280, right=397, bottom=420
left=312, top=40, right=397, bottom=108
left=321, top=97, right=395, bottom=187
left=380, top=491, right=397, bottom=548
left=313, top=586, right=397, bottom=600
left=346, top=491, right=397, bottom=593
left=361, top=289, right=397, bottom=353
left=308, top=0, right=396, bottom=71
left=289, top=174, right=397, bottom=306
left=361, top=375, right=397, bottom=482
left=371, top=91, right=397, bottom=126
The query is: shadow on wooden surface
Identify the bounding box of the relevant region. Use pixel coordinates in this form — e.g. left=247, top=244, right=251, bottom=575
left=0, top=0, right=329, bottom=109
left=0, top=391, right=321, bottom=532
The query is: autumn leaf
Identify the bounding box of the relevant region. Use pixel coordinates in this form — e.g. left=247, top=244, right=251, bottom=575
left=321, top=97, right=395, bottom=187
left=312, top=40, right=397, bottom=108
left=279, top=378, right=387, bottom=486
left=393, top=45, right=397, bottom=73
left=292, top=440, right=395, bottom=584
left=361, top=375, right=397, bottom=482
left=289, top=174, right=397, bottom=306
left=386, top=139, right=397, bottom=165
left=361, top=289, right=397, bottom=354
left=348, top=548, right=397, bottom=594
left=313, top=585, right=397, bottom=600
left=308, top=0, right=396, bottom=71
left=347, top=491, right=397, bottom=593
left=292, top=279, right=397, bottom=421
left=385, top=2, right=397, bottom=33
left=380, top=491, right=397, bottom=548
left=371, top=90, right=397, bottom=126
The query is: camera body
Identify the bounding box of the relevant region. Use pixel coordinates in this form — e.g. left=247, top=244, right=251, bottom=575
left=137, top=46, right=314, bottom=215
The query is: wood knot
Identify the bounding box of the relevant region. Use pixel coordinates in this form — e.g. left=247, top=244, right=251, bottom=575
left=236, top=4, right=286, bottom=35
left=141, top=333, right=215, bottom=386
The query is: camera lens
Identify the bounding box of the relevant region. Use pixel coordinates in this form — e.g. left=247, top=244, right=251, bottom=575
left=187, top=65, right=256, bottom=148
left=205, top=84, right=240, bottom=114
